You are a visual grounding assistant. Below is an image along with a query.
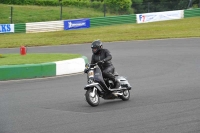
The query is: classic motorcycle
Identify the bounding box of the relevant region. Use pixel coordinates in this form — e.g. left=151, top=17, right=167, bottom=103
left=84, top=62, right=132, bottom=107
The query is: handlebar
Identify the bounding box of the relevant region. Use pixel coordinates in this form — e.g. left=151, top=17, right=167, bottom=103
left=91, top=60, right=104, bottom=65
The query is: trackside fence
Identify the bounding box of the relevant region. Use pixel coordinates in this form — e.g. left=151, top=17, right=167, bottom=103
left=184, top=8, right=200, bottom=18
left=90, top=14, right=136, bottom=27
left=0, top=8, right=199, bottom=34
left=14, top=23, right=26, bottom=33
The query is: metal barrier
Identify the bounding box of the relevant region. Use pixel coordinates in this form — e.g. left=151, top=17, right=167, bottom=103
left=184, top=8, right=200, bottom=18
left=0, top=8, right=199, bottom=34
left=15, top=23, right=26, bottom=33
left=90, top=14, right=136, bottom=27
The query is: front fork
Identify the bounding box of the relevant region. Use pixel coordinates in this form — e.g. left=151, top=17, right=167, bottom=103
left=91, top=87, right=97, bottom=98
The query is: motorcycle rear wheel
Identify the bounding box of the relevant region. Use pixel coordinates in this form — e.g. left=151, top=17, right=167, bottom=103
left=119, top=90, right=130, bottom=101
left=85, top=89, right=100, bottom=107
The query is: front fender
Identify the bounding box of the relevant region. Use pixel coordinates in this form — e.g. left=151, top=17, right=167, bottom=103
left=84, top=83, right=103, bottom=92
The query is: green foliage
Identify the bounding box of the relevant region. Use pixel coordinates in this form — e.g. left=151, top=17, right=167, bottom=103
left=62, top=0, right=91, bottom=8
left=34, top=0, right=58, bottom=6
left=0, top=0, right=92, bottom=6
left=90, top=1, right=104, bottom=11
left=0, top=0, right=104, bottom=12
left=104, top=0, right=133, bottom=14
left=132, top=0, right=189, bottom=13
left=0, top=0, right=58, bottom=5
left=0, top=0, right=133, bottom=14
left=131, top=0, right=143, bottom=4
left=91, top=0, right=103, bottom=2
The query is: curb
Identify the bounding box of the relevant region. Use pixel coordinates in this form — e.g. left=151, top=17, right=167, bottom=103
left=0, top=56, right=88, bottom=81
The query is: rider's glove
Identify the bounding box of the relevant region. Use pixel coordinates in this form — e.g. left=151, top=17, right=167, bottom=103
left=98, top=59, right=105, bottom=64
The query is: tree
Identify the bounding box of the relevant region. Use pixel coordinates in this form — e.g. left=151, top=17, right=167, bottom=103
left=104, top=0, right=133, bottom=14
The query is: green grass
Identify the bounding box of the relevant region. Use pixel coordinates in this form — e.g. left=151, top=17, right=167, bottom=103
left=0, top=4, right=113, bottom=24
left=0, top=17, right=200, bottom=48
left=0, top=53, right=81, bottom=65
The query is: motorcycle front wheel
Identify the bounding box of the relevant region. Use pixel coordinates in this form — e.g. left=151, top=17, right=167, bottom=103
left=85, top=88, right=100, bottom=107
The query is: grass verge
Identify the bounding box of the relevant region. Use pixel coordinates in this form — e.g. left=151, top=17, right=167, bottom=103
left=0, top=17, right=200, bottom=48
left=0, top=53, right=81, bottom=65
left=0, top=4, right=113, bottom=24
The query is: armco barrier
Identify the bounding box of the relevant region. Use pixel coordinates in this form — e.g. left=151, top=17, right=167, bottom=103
left=90, top=14, right=136, bottom=27
left=15, top=23, right=26, bottom=33
left=184, top=8, right=200, bottom=18
left=26, top=21, right=63, bottom=33
left=0, top=56, right=88, bottom=81
left=55, top=57, right=86, bottom=75
left=0, top=63, right=56, bottom=80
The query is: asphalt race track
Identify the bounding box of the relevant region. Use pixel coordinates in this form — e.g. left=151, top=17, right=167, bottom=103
left=0, top=38, right=200, bottom=133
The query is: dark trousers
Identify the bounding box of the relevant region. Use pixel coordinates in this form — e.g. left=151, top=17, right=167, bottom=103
left=101, top=65, right=115, bottom=82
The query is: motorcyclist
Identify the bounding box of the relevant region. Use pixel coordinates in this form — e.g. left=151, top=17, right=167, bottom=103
left=86, top=40, right=120, bottom=89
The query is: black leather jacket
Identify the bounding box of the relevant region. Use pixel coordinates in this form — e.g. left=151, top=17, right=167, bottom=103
left=91, top=49, right=113, bottom=69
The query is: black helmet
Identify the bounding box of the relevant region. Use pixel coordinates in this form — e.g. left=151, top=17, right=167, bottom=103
left=91, top=40, right=102, bottom=54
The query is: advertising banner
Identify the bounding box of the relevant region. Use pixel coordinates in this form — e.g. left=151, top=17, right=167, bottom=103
left=64, top=19, right=90, bottom=30
left=0, top=24, right=14, bottom=33
left=137, top=10, right=184, bottom=23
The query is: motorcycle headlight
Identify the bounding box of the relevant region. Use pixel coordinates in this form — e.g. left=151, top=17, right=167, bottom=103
left=88, top=70, right=94, bottom=78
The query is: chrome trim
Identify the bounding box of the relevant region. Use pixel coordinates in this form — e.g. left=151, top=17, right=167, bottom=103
left=85, top=83, right=99, bottom=87
left=112, top=92, right=123, bottom=96
left=91, top=87, right=97, bottom=97
left=84, top=83, right=103, bottom=92
left=108, top=87, right=127, bottom=91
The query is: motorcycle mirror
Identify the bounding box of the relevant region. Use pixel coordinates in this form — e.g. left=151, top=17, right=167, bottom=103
left=85, top=63, right=90, bottom=69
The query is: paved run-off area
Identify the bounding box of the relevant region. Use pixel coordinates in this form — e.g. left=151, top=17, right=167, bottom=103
left=0, top=38, right=200, bottom=133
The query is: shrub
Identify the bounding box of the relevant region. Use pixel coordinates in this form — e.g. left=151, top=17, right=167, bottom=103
left=62, top=0, right=92, bottom=7
left=90, top=1, right=104, bottom=11
left=0, top=0, right=133, bottom=14
left=104, top=0, right=132, bottom=14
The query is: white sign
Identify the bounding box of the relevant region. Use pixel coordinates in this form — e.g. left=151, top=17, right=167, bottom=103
left=0, top=24, right=14, bottom=33
left=137, top=10, right=184, bottom=23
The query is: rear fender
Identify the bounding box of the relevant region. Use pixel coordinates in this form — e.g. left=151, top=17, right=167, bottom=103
left=117, top=76, right=131, bottom=90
